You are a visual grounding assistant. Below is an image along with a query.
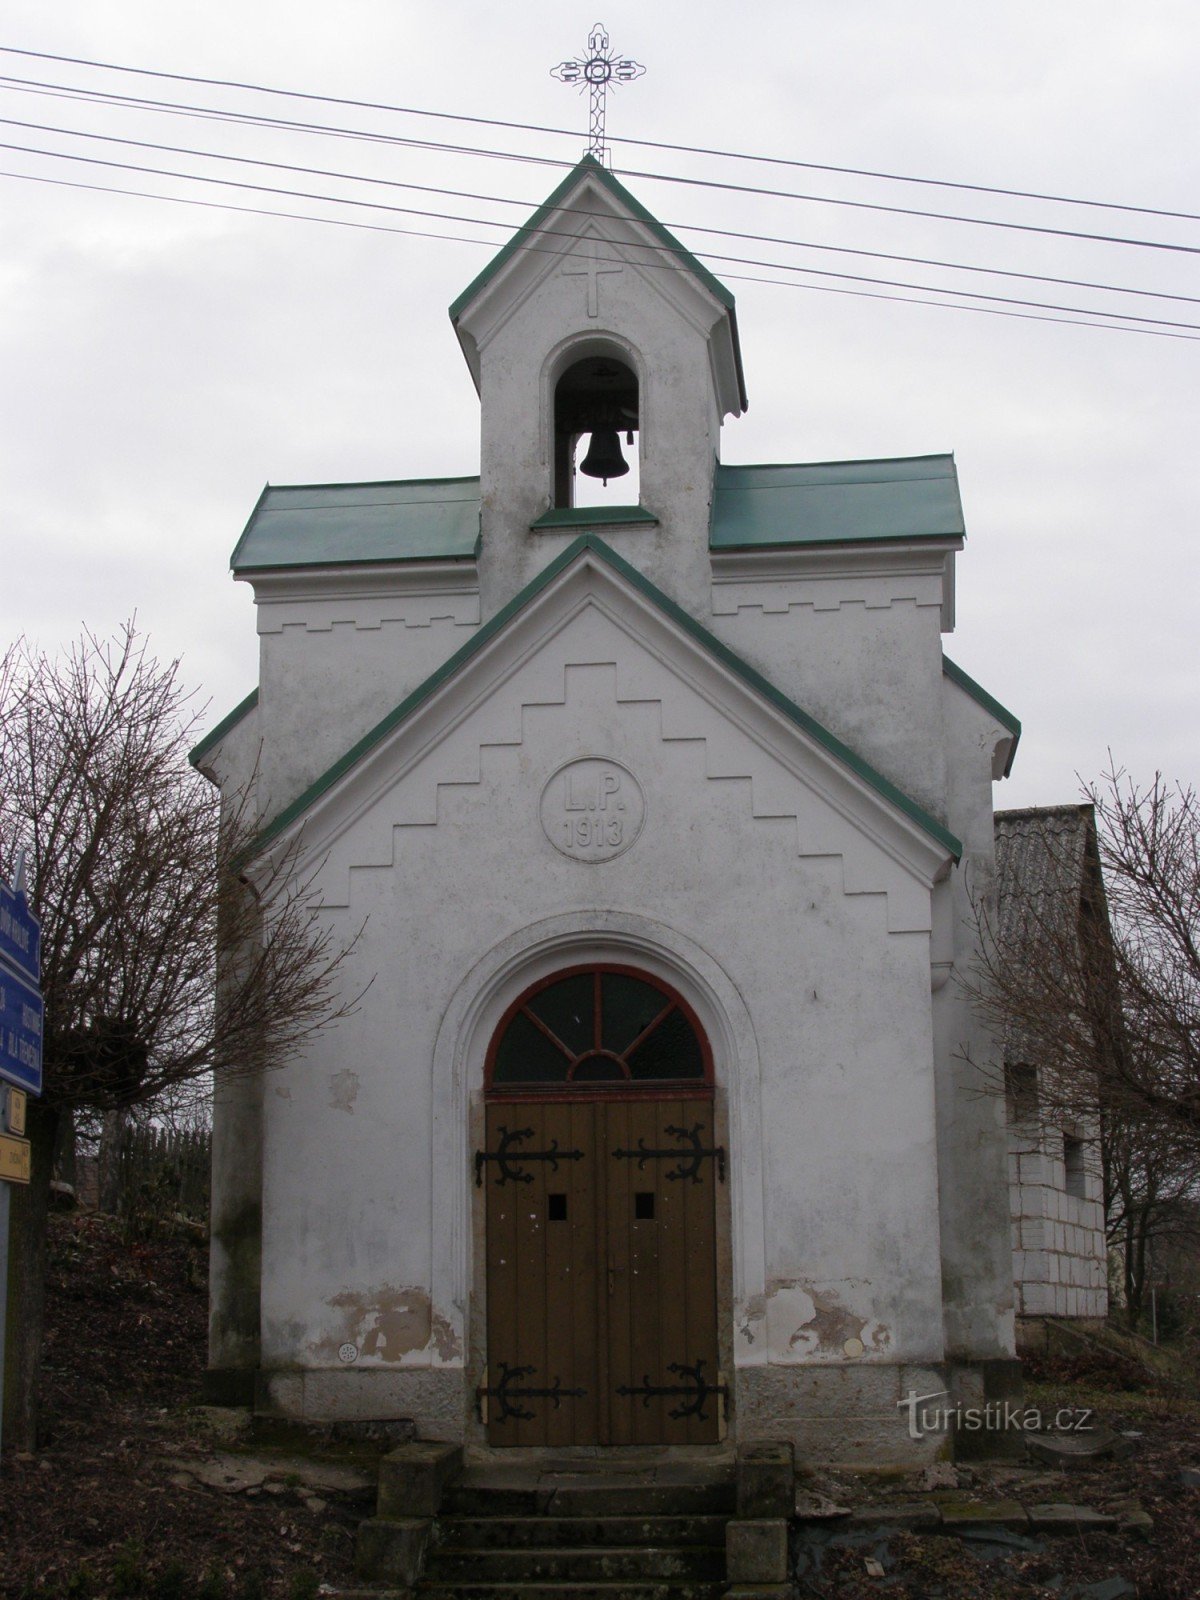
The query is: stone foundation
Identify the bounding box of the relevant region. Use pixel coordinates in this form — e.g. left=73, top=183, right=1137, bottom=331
left=734, top=1359, right=1024, bottom=1464
left=246, top=1358, right=1023, bottom=1463
left=255, top=1366, right=465, bottom=1440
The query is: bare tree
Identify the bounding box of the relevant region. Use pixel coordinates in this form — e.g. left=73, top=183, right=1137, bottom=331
left=1102, top=1113, right=1200, bottom=1325
left=972, top=769, right=1198, bottom=1142
left=1092, top=770, right=1200, bottom=1139
left=1, top=622, right=358, bottom=1449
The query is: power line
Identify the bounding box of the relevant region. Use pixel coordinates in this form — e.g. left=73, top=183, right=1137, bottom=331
left=7, top=166, right=1196, bottom=344
left=1, top=43, right=1196, bottom=226
left=0, top=54, right=1196, bottom=256
left=4, top=145, right=1198, bottom=335
left=2, top=90, right=1197, bottom=309
left=4, top=109, right=1196, bottom=321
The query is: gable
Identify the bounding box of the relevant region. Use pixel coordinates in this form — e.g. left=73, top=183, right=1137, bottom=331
left=450, top=157, right=746, bottom=418
left=247, top=537, right=959, bottom=931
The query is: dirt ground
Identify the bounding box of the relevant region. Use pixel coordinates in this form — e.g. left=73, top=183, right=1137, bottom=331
left=2, top=1212, right=373, bottom=1600
left=3, top=1210, right=1199, bottom=1599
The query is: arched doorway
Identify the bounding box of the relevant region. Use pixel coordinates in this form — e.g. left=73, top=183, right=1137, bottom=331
left=477, top=965, right=724, bottom=1447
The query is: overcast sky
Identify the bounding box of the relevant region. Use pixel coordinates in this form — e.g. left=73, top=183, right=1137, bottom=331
left=1, top=1, right=1195, bottom=812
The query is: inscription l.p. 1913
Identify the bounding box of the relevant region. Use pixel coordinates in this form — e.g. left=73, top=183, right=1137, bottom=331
left=541, top=757, right=645, bottom=863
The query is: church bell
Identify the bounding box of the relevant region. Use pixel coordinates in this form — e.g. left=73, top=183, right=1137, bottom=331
left=579, top=428, right=629, bottom=486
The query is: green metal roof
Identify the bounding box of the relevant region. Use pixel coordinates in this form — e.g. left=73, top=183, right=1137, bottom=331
left=942, top=655, right=1021, bottom=776
left=230, top=477, right=481, bottom=572
left=189, top=687, right=259, bottom=767
left=710, top=455, right=964, bottom=550
left=530, top=505, right=658, bottom=531
left=246, top=533, right=961, bottom=864
left=449, top=156, right=748, bottom=413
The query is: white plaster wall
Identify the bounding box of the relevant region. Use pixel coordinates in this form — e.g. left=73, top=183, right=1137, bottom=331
left=251, top=584, right=479, bottom=817
left=930, top=680, right=1018, bottom=1360
left=256, top=619, right=948, bottom=1389
left=708, top=584, right=949, bottom=820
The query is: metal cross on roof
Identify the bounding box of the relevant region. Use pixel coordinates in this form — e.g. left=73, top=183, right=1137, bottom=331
left=550, top=23, right=645, bottom=167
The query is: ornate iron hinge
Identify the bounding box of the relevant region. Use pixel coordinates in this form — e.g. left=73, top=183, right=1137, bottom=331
left=475, top=1124, right=586, bottom=1187
left=616, top=1358, right=728, bottom=1422
left=476, top=1361, right=586, bottom=1424
left=612, top=1122, right=726, bottom=1184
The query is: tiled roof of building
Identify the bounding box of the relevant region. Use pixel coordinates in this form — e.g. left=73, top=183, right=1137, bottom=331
left=993, top=805, right=1102, bottom=1063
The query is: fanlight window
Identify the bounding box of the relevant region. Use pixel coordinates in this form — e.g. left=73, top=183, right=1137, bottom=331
left=489, top=967, right=708, bottom=1089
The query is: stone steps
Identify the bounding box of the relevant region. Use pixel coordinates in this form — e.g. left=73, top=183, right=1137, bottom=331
left=416, top=1474, right=735, bottom=1598
left=356, top=1445, right=753, bottom=1596
left=432, top=1514, right=730, bottom=1549
left=415, top=1585, right=729, bottom=1600
left=425, top=1544, right=726, bottom=1583
left=444, top=1482, right=736, bottom=1519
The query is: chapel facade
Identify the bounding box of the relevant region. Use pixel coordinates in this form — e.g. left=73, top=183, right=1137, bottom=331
left=193, top=157, right=1023, bottom=1463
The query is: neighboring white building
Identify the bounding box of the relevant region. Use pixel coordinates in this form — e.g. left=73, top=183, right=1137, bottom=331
left=193, top=157, right=1025, bottom=1463
left=995, top=807, right=1110, bottom=1332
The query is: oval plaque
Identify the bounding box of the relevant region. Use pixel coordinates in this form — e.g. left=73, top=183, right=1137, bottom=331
left=540, top=757, right=645, bottom=863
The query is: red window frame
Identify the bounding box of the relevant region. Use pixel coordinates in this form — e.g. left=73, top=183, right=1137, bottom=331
left=485, top=963, right=714, bottom=1101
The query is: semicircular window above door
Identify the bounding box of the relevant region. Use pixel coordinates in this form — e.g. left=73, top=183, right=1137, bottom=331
left=488, top=966, right=710, bottom=1091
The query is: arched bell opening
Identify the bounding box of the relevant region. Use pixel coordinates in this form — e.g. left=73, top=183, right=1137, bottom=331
left=553, top=354, right=640, bottom=509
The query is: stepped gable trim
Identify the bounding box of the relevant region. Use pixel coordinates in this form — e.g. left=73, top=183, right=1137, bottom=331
left=243, top=534, right=961, bottom=863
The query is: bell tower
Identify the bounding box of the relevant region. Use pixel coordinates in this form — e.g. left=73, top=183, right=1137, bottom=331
left=450, top=157, right=747, bottom=620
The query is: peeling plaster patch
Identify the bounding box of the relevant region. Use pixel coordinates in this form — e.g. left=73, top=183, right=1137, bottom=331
left=791, top=1286, right=868, bottom=1354
left=738, top=1293, right=769, bottom=1345
left=274, top=1085, right=292, bottom=1099
left=312, top=1285, right=450, bottom=1363
left=328, top=1069, right=359, bottom=1114
left=430, top=1310, right=462, bottom=1361
left=763, top=1278, right=892, bottom=1360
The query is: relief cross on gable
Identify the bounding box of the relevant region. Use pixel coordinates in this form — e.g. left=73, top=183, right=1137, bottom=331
left=562, top=239, right=623, bottom=318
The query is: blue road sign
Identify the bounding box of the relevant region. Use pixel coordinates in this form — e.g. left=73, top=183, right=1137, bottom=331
left=0, top=878, right=39, bottom=985
left=0, top=964, right=43, bottom=1095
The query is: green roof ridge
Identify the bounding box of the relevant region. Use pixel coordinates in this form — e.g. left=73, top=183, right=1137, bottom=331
left=716, top=454, right=954, bottom=475
left=942, top=655, right=1021, bottom=776
left=246, top=535, right=961, bottom=864
left=189, top=688, right=259, bottom=767
left=255, top=473, right=480, bottom=492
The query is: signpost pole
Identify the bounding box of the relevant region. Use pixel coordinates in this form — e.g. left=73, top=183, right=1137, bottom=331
left=0, top=1179, right=9, bottom=1459
left=0, top=853, right=41, bottom=1465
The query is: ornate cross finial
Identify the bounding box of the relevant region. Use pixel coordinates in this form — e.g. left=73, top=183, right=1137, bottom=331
left=550, top=23, right=645, bottom=167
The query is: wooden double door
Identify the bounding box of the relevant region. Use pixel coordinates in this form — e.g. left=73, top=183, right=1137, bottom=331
left=480, top=1098, right=723, bottom=1446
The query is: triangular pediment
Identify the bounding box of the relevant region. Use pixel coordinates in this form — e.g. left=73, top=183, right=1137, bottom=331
left=248, top=538, right=959, bottom=931
left=450, top=158, right=746, bottom=417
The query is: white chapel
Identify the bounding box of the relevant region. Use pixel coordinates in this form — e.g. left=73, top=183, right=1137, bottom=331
left=193, top=155, right=1024, bottom=1463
